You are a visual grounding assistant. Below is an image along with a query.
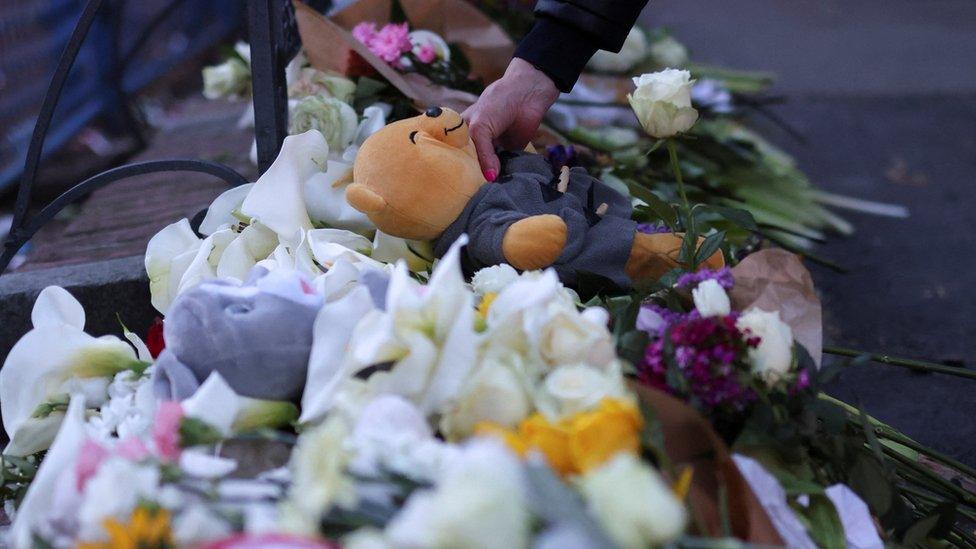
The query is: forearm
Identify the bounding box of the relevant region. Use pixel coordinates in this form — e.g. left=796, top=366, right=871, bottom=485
left=514, top=0, right=649, bottom=92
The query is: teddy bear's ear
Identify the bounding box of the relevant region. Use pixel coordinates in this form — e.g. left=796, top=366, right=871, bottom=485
left=346, top=183, right=387, bottom=215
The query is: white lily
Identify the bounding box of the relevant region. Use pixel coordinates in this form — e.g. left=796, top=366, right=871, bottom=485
left=145, top=219, right=203, bottom=313
left=215, top=222, right=278, bottom=281
left=198, top=183, right=254, bottom=236
left=1, top=288, right=143, bottom=456
left=307, top=228, right=386, bottom=272
left=346, top=237, right=478, bottom=415
left=241, top=130, right=329, bottom=243
left=371, top=230, right=433, bottom=273
left=304, top=159, right=374, bottom=233
left=300, top=284, right=376, bottom=424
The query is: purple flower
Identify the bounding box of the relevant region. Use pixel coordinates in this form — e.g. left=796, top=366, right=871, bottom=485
left=545, top=144, right=576, bottom=171
left=637, top=222, right=672, bottom=234
left=675, top=266, right=735, bottom=291
left=637, top=309, right=758, bottom=412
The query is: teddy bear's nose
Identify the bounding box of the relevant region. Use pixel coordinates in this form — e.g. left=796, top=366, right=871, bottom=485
left=425, top=106, right=443, bottom=118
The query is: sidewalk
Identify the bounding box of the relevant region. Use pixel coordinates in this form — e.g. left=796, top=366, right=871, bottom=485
left=16, top=97, right=256, bottom=271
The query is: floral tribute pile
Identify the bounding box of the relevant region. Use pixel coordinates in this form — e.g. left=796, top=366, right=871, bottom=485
left=2, top=3, right=974, bottom=549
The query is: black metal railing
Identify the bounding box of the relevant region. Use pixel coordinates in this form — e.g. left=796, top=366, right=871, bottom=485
left=0, top=0, right=300, bottom=274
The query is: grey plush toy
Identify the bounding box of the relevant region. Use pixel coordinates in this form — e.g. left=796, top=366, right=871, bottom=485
left=152, top=268, right=323, bottom=401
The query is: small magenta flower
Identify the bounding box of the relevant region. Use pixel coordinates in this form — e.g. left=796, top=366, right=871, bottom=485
left=416, top=44, right=437, bottom=64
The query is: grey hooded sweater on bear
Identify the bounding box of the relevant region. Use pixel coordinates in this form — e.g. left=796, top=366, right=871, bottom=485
left=433, top=152, right=637, bottom=289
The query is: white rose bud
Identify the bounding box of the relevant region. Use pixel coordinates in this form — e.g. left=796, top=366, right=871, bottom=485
left=289, top=95, right=359, bottom=151
left=736, top=308, right=795, bottom=386
left=471, top=264, right=520, bottom=295
left=587, top=27, right=648, bottom=73
left=577, top=453, right=687, bottom=548
left=440, top=360, right=531, bottom=440
left=535, top=362, right=628, bottom=420
left=649, top=36, right=690, bottom=68
left=691, top=279, right=731, bottom=317
left=628, top=69, right=699, bottom=139
left=202, top=58, right=250, bottom=100
left=538, top=309, right=616, bottom=370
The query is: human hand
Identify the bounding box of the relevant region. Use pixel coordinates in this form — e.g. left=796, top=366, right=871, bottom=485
left=462, top=57, right=560, bottom=181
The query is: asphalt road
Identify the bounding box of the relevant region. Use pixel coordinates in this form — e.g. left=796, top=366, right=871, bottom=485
left=643, top=2, right=976, bottom=463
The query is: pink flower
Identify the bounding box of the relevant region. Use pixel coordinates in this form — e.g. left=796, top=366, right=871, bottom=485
left=115, top=436, right=151, bottom=462
left=416, top=44, right=437, bottom=64
left=202, top=533, right=339, bottom=549
left=351, top=22, right=378, bottom=45
left=152, top=401, right=185, bottom=462
left=370, top=23, right=412, bottom=64
left=75, top=439, right=109, bottom=491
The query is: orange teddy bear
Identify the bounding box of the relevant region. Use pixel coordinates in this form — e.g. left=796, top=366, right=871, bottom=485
left=347, top=107, right=723, bottom=288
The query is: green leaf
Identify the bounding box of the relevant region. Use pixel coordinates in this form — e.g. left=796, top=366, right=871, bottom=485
left=709, top=205, right=759, bottom=231
left=798, top=494, right=847, bottom=549
left=625, top=181, right=678, bottom=229
left=847, top=454, right=895, bottom=518
left=179, top=417, right=224, bottom=448
left=679, top=229, right=698, bottom=265
left=695, top=231, right=726, bottom=266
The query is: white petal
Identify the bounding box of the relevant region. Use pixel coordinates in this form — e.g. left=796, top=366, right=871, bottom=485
left=241, top=130, right=328, bottom=243
left=304, top=160, right=374, bottom=233
left=354, top=105, right=388, bottom=146
left=182, top=372, right=243, bottom=436
left=32, top=286, right=85, bottom=329
left=300, top=285, right=375, bottom=424
left=1, top=326, right=135, bottom=454
left=10, top=395, right=87, bottom=549
left=371, top=232, right=432, bottom=272
left=145, top=219, right=203, bottom=313
left=215, top=223, right=278, bottom=280
left=179, top=449, right=238, bottom=479
left=199, top=183, right=254, bottom=236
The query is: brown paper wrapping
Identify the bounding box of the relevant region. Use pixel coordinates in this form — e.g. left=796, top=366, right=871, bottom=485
left=730, top=248, right=823, bottom=366
left=632, top=382, right=784, bottom=545
left=294, top=0, right=515, bottom=112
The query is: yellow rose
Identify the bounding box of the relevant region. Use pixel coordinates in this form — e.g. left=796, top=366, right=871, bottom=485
left=568, top=399, right=643, bottom=474
left=521, top=414, right=574, bottom=476
left=477, top=398, right=643, bottom=477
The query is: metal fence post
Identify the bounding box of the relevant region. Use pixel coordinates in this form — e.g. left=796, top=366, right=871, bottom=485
left=248, top=0, right=300, bottom=174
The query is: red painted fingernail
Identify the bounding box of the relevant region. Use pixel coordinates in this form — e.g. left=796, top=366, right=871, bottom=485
left=484, top=169, right=497, bottom=182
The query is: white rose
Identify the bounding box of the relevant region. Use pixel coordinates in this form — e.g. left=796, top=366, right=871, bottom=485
left=440, top=359, right=531, bottom=440
left=576, top=454, right=687, bottom=548
left=628, top=69, right=699, bottom=138
left=587, top=27, right=648, bottom=73
left=536, top=308, right=615, bottom=370
left=736, top=308, right=795, bottom=386
left=385, top=439, right=529, bottom=549
left=202, top=57, right=250, bottom=100
left=289, top=95, right=358, bottom=151
left=649, top=36, right=689, bottom=68
left=535, top=362, right=627, bottom=420
left=471, top=264, right=519, bottom=295
left=691, top=279, right=731, bottom=317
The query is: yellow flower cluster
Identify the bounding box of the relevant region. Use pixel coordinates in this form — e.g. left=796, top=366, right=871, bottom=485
left=78, top=507, right=174, bottom=549
left=477, top=398, right=643, bottom=477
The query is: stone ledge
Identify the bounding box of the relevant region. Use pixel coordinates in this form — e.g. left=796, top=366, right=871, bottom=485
left=0, top=255, right=157, bottom=364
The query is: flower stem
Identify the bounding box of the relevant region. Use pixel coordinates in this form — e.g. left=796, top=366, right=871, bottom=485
left=823, top=345, right=976, bottom=380
left=666, top=139, right=690, bottom=212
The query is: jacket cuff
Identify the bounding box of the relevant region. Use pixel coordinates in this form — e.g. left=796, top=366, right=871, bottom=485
left=514, top=17, right=598, bottom=93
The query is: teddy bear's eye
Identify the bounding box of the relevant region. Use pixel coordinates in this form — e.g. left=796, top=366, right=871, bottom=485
left=409, top=131, right=418, bottom=144
left=425, top=106, right=443, bottom=118
left=225, top=303, right=252, bottom=315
